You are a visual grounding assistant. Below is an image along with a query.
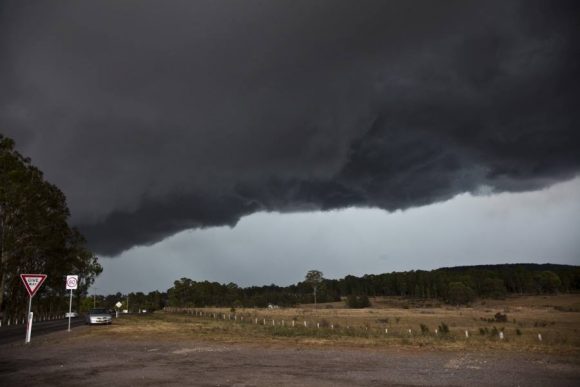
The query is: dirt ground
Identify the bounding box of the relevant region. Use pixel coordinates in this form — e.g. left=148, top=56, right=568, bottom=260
left=1, top=326, right=579, bottom=386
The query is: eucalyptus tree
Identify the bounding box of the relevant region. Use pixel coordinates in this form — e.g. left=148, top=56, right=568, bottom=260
left=305, top=270, right=323, bottom=308
left=0, top=134, right=36, bottom=312
left=0, top=134, right=101, bottom=318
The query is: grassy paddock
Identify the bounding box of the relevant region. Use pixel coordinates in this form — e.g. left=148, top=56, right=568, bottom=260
left=88, top=294, right=580, bottom=354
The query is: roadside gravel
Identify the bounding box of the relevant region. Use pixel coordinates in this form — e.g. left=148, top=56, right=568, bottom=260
left=1, top=328, right=579, bottom=386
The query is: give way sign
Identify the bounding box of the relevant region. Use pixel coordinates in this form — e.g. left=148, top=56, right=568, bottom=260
left=20, top=274, right=47, bottom=297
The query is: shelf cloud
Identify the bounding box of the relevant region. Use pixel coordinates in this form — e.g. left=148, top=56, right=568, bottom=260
left=1, top=1, right=578, bottom=255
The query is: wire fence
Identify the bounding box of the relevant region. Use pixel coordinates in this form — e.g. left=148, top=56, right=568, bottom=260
left=164, top=307, right=546, bottom=343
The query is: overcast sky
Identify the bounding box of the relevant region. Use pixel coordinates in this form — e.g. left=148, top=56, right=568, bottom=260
left=1, top=1, right=579, bottom=294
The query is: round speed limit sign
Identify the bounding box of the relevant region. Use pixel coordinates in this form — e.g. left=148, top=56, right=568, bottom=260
left=66, top=275, right=78, bottom=290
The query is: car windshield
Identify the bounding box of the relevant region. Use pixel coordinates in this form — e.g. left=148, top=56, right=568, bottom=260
left=90, top=308, right=108, bottom=314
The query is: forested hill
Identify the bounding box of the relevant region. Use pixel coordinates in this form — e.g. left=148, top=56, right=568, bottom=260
left=438, top=263, right=577, bottom=273
left=164, top=263, right=580, bottom=309
left=341, top=263, right=579, bottom=301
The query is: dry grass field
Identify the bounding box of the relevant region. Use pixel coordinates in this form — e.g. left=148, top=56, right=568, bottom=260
left=3, top=294, right=578, bottom=386
left=92, top=294, right=580, bottom=355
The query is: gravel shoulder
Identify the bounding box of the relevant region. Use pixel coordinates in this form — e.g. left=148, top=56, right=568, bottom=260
left=1, top=326, right=579, bottom=386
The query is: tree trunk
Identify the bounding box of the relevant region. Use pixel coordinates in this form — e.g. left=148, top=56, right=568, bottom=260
left=0, top=215, right=6, bottom=316
left=313, top=286, right=317, bottom=308
left=0, top=266, right=5, bottom=317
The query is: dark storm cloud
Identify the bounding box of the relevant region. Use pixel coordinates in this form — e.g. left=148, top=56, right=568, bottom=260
left=1, top=1, right=579, bottom=255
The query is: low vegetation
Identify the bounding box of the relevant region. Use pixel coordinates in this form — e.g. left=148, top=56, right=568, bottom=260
left=85, top=294, right=580, bottom=355
left=346, top=295, right=371, bottom=308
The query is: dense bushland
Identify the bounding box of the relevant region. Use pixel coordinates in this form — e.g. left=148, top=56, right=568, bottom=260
left=164, top=263, right=579, bottom=308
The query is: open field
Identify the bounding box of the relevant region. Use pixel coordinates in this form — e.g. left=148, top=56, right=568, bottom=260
left=163, top=294, right=580, bottom=354
left=1, top=294, right=579, bottom=386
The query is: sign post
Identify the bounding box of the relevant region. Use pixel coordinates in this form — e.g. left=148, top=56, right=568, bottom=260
left=115, top=301, right=122, bottom=318
left=65, top=275, right=78, bottom=332
left=25, top=297, right=33, bottom=343
left=20, top=274, right=47, bottom=344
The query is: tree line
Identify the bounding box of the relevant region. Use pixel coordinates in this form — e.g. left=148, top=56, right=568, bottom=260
left=0, top=134, right=102, bottom=322
left=88, top=291, right=166, bottom=314
left=163, top=263, right=579, bottom=308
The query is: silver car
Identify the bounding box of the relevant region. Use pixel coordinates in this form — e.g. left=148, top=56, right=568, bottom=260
left=85, top=308, right=113, bottom=325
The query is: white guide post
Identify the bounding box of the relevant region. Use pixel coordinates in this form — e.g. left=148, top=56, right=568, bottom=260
left=25, top=297, right=33, bottom=343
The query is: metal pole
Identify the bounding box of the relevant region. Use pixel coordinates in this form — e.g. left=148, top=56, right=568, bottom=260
left=91, top=286, right=99, bottom=308
left=68, top=289, right=73, bottom=332
left=25, top=296, right=32, bottom=343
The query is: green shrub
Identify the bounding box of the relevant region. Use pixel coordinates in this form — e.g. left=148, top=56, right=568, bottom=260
left=438, top=322, right=449, bottom=334
left=447, top=282, right=476, bottom=305
left=346, top=295, right=371, bottom=308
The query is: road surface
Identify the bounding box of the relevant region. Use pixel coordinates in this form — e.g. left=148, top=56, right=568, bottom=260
left=0, top=317, right=84, bottom=345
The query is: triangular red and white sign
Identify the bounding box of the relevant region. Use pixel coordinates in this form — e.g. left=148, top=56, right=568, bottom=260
left=20, top=274, right=47, bottom=297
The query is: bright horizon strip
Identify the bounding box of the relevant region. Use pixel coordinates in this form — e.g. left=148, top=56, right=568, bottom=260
left=93, top=176, right=580, bottom=295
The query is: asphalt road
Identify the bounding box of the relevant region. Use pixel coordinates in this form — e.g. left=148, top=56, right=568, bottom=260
left=0, top=317, right=85, bottom=345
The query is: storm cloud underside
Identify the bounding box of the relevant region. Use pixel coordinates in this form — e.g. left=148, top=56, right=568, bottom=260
left=1, top=1, right=579, bottom=255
